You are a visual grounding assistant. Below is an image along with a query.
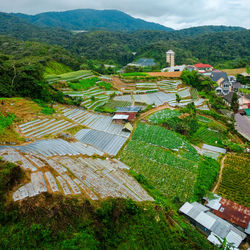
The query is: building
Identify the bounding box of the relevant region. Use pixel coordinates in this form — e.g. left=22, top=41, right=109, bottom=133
left=112, top=114, right=129, bottom=124
left=115, top=107, right=141, bottom=121
left=179, top=202, right=247, bottom=248
left=166, top=50, right=175, bottom=67
left=205, top=195, right=250, bottom=234
left=210, top=71, right=229, bottom=84
left=162, top=65, right=186, bottom=72
left=194, top=63, right=213, bottom=73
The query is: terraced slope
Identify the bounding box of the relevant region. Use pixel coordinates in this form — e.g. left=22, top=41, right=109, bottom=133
left=0, top=148, right=153, bottom=202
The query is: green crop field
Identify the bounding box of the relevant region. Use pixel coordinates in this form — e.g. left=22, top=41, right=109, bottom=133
left=191, top=126, right=226, bottom=147
left=122, top=72, right=149, bottom=77
left=120, top=123, right=219, bottom=201
left=102, top=100, right=132, bottom=110
left=217, top=154, right=250, bottom=207
left=68, top=77, right=112, bottom=91
left=148, top=109, right=180, bottom=124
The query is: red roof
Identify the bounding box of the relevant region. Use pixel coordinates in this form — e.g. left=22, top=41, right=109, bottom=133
left=212, top=198, right=250, bottom=229
left=194, top=63, right=213, bottom=68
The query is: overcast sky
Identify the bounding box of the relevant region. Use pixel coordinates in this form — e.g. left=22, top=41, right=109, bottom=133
left=1, top=0, right=250, bottom=29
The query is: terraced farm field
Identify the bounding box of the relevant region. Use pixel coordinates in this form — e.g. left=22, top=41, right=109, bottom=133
left=46, top=70, right=93, bottom=83
left=148, top=109, right=180, bottom=124
left=120, top=123, right=201, bottom=201
left=191, top=126, right=226, bottom=147
left=217, top=154, right=250, bottom=207
left=0, top=148, right=153, bottom=202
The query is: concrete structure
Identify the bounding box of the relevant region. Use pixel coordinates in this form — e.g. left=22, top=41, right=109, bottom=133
left=166, top=50, right=175, bottom=67
left=179, top=202, right=246, bottom=249
left=162, top=65, right=186, bottom=72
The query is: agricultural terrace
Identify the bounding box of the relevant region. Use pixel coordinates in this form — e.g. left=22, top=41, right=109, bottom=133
left=191, top=126, right=227, bottom=147
left=46, top=70, right=93, bottom=83
left=68, top=77, right=113, bottom=91
left=120, top=123, right=219, bottom=201
left=148, top=108, right=229, bottom=149
left=217, top=154, right=250, bottom=207
left=148, top=109, right=180, bottom=124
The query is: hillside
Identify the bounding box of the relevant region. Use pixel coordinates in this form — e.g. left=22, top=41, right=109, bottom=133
left=0, top=12, right=249, bottom=67
left=0, top=12, right=72, bottom=46
left=13, top=9, right=173, bottom=32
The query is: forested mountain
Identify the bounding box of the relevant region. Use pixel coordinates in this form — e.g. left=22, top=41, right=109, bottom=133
left=13, top=9, right=173, bottom=32
left=0, top=35, right=81, bottom=69
left=0, top=11, right=249, bottom=68
left=0, top=12, right=72, bottom=46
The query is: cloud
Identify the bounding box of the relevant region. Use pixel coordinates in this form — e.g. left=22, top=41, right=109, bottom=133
left=0, top=0, right=249, bottom=29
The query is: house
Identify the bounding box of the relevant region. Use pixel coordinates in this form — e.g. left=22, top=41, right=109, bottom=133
left=223, top=92, right=239, bottom=106
left=210, top=71, right=229, bottom=84
left=239, top=94, right=250, bottom=106
left=115, top=106, right=141, bottom=121
left=179, top=202, right=247, bottom=248
left=194, top=63, right=213, bottom=72
left=231, top=82, right=243, bottom=92
left=205, top=195, right=250, bottom=234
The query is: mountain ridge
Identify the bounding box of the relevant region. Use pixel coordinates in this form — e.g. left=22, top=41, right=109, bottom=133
left=12, top=9, right=173, bottom=32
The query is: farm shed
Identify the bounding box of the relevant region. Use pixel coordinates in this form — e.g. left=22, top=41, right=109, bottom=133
left=206, top=195, right=250, bottom=233
left=112, top=114, right=129, bottom=123
left=115, top=106, right=141, bottom=121
left=123, top=123, right=133, bottom=132
left=179, top=202, right=246, bottom=248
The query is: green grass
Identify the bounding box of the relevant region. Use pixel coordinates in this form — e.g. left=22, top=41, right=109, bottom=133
left=34, top=99, right=55, bottom=115
left=0, top=113, right=15, bottom=132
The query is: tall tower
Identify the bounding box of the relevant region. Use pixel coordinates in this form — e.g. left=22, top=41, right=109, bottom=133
left=166, top=50, right=175, bottom=67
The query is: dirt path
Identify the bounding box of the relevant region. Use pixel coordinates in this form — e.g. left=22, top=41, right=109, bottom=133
left=212, top=155, right=227, bottom=193
left=112, top=76, right=136, bottom=91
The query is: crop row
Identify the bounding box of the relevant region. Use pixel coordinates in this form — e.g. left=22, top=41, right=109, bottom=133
left=120, top=141, right=197, bottom=201
left=217, top=154, right=250, bottom=207
left=148, top=109, right=180, bottom=124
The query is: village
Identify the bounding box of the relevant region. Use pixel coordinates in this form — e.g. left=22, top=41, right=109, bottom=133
left=0, top=49, right=249, bottom=249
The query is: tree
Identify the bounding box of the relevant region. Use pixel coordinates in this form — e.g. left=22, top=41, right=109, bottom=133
left=176, top=93, right=181, bottom=103
left=231, top=92, right=239, bottom=113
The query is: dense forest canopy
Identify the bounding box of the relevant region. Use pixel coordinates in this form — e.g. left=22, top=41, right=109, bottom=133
left=0, top=11, right=249, bottom=68
left=13, top=9, right=173, bottom=32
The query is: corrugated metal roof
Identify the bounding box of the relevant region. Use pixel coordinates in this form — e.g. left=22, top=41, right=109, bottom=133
left=179, top=202, right=193, bottom=214
left=112, top=114, right=129, bottom=120
left=196, top=212, right=216, bottom=229
left=226, top=230, right=243, bottom=248
left=207, top=232, right=222, bottom=246
left=202, top=144, right=226, bottom=154
left=212, top=198, right=250, bottom=229
left=206, top=194, right=222, bottom=210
